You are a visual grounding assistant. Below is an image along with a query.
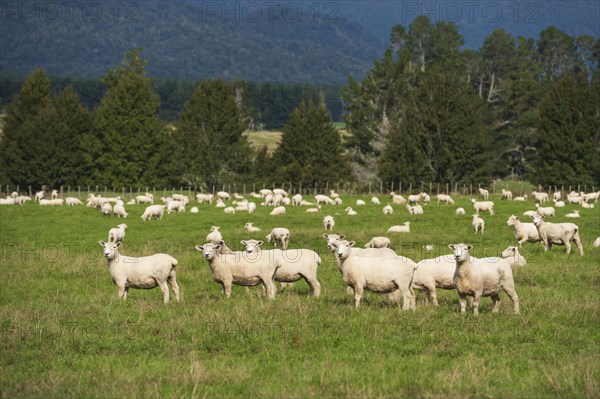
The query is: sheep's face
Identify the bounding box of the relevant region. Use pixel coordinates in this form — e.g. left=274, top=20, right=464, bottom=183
left=99, top=240, right=121, bottom=260
left=530, top=214, right=544, bottom=226
left=501, top=246, right=517, bottom=258
left=241, top=240, right=263, bottom=253
left=449, top=243, right=471, bottom=262
left=506, top=215, right=518, bottom=226
left=195, top=243, right=221, bottom=260
left=322, top=234, right=343, bottom=252
left=335, top=240, right=355, bottom=260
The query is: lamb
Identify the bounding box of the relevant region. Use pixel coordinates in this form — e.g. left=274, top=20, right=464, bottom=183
left=195, top=193, right=213, bottom=204
left=113, top=203, right=128, bottom=218
left=478, top=188, right=489, bottom=200
left=355, top=199, right=366, bottom=206
left=553, top=191, right=562, bottom=202
left=244, top=222, right=261, bottom=233
left=51, top=189, right=59, bottom=199
left=247, top=202, right=257, bottom=214
left=108, top=223, right=128, bottom=243
left=65, top=197, right=83, bottom=206
left=100, top=202, right=112, bottom=216
left=531, top=191, right=549, bottom=204
left=419, top=192, right=431, bottom=205
left=315, top=195, right=335, bottom=205
left=535, top=204, right=555, bottom=217
left=166, top=200, right=185, bottom=214
left=135, top=195, right=154, bottom=204
left=436, top=194, right=455, bottom=205
left=266, top=227, right=290, bottom=249
left=529, top=214, right=584, bottom=256
left=190, top=207, right=199, bottom=214
left=329, top=239, right=417, bottom=310
left=273, top=193, right=284, bottom=206
left=323, top=215, right=335, bottom=231
left=345, top=207, right=358, bottom=216
left=565, top=210, right=580, bottom=218
left=501, top=189, right=513, bottom=200
left=506, top=215, right=540, bottom=247
left=292, top=194, right=303, bottom=207
left=553, top=200, right=565, bottom=208
left=195, top=241, right=280, bottom=298
left=0, top=198, right=16, bottom=205
left=141, top=205, right=165, bottom=221
left=305, top=205, right=321, bottom=213
left=364, top=236, right=391, bottom=248
left=223, top=207, right=236, bottom=214
left=270, top=206, right=286, bottom=216
left=406, top=204, right=423, bottom=215
left=387, top=222, right=410, bottom=233
left=242, top=239, right=321, bottom=297
left=383, top=205, right=393, bottom=215
left=98, top=241, right=179, bottom=303
left=412, top=254, right=457, bottom=306
left=471, top=199, right=494, bottom=215
left=371, top=197, right=381, bottom=205
left=206, top=226, right=223, bottom=243
left=15, top=195, right=32, bottom=205
left=273, top=188, right=288, bottom=197
left=513, top=195, right=527, bottom=202
left=449, top=243, right=519, bottom=315
left=34, top=191, right=44, bottom=202
left=282, top=197, right=291, bottom=206
left=407, top=194, right=420, bottom=204
left=472, top=214, right=485, bottom=234
left=329, top=190, right=340, bottom=199
left=217, top=191, right=231, bottom=200
left=390, top=192, right=407, bottom=205
left=455, top=207, right=466, bottom=215
left=215, top=199, right=226, bottom=208
left=583, top=191, right=600, bottom=203
left=501, top=246, right=527, bottom=267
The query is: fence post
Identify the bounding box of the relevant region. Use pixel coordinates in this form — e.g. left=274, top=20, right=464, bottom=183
left=408, top=182, right=412, bottom=193
left=437, top=183, right=440, bottom=194
left=391, top=181, right=394, bottom=194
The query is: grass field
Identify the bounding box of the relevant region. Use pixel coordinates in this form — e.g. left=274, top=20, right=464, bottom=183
left=1, top=193, right=599, bottom=398
left=244, top=131, right=283, bottom=154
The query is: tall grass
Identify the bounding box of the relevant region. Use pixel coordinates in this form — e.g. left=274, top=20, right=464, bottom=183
left=1, top=193, right=599, bottom=398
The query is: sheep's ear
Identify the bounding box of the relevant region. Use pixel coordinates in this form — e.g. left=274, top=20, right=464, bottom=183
left=98, top=240, right=106, bottom=247
left=448, top=244, right=455, bottom=250
left=321, top=234, right=329, bottom=240
left=115, top=242, right=122, bottom=248
left=195, top=245, right=204, bottom=252
left=257, top=240, right=264, bottom=246
left=348, top=241, right=356, bottom=247
left=515, top=216, right=519, bottom=220
left=339, top=234, right=345, bottom=239
left=467, top=245, right=473, bottom=250
left=240, top=240, right=247, bottom=246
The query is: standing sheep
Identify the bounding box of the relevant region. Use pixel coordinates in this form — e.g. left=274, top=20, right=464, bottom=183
left=529, top=214, right=584, bottom=256
left=472, top=215, right=485, bottom=234
left=478, top=188, right=489, bottom=200
left=501, top=246, right=527, bottom=267
left=471, top=199, right=494, bottom=215
left=108, top=224, right=128, bottom=243
left=363, top=237, right=391, bottom=248
left=383, top=205, right=393, bottom=215
left=323, top=215, right=335, bottom=231
left=266, top=227, right=290, bottom=249
left=206, top=226, right=223, bottom=243
left=141, top=205, right=165, bottom=221
left=436, top=194, right=455, bottom=205
left=506, top=215, right=540, bottom=247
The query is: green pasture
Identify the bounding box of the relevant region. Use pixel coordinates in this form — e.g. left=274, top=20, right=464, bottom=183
left=1, top=193, right=599, bottom=398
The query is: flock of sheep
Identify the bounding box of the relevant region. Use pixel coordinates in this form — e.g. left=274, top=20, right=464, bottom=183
left=3, top=186, right=599, bottom=314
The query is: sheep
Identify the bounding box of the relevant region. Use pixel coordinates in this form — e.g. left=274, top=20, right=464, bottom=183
left=383, top=205, right=393, bottom=215
left=523, top=210, right=538, bottom=218
left=363, top=236, right=391, bottom=248
left=390, top=192, right=406, bottom=205
left=334, top=198, right=343, bottom=205
left=217, top=191, right=231, bottom=200
left=101, top=202, right=112, bottom=216
left=247, top=202, right=257, bottom=214
left=322, top=234, right=397, bottom=258
left=270, top=206, right=286, bottom=216
left=282, top=197, right=291, bottom=206
left=567, top=193, right=582, bottom=204
left=172, top=194, right=189, bottom=204
left=581, top=202, right=595, bottom=209
left=501, top=246, right=527, bottom=267
left=406, top=204, right=423, bottom=215
left=478, top=188, right=490, bottom=200
left=501, top=189, right=513, bottom=200
left=371, top=197, right=381, bottom=205
left=273, top=193, right=284, bottom=206
left=300, top=200, right=314, bottom=206
left=292, top=194, right=303, bottom=207
left=305, top=205, right=321, bottom=213
left=531, top=191, right=549, bottom=204
left=242, top=239, right=321, bottom=297
left=513, top=195, right=527, bottom=202
left=195, top=241, right=280, bottom=298
left=15, top=195, right=32, bottom=205
left=506, top=215, right=540, bottom=247
left=64, top=197, right=82, bottom=206
left=471, top=199, right=494, bottom=215
left=354, top=199, right=365, bottom=206
left=0, top=198, right=16, bottom=205
left=582, top=191, right=599, bottom=203
left=98, top=241, right=179, bottom=303
left=449, top=243, right=520, bottom=315
left=233, top=193, right=244, bottom=200
left=141, top=205, right=165, bottom=221
left=206, top=226, right=223, bottom=243
left=223, top=207, right=236, bottom=214
left=553, top=191, right=562, bottom=202
left=455, top=207, right=466, bottom=215
left=190, top=207, right=199, bottom=214
left=412, top=254, right=457, bottom=306
left=51, top=189, right=59, bottom=199
left=472, top=215, right=485, bottom=234
left=315, top=195, right=335, bottom=205
left=39, top=199, right=63, bottom=206
left=215, top=199, right=226, bottom=208
left=244, top=222, right=261, bottom=233
left=9, top=191, right=18, bottom=198
left=34, top=191, right=45, bottom=202
left=535, top=204, right=555, bottom=217
left=266, top=227, right=290, bottom=249
left=565, top=210, right=580, bottom=218
left=166, top=200, right=185, bottom=214
left=127, top=199, right=136, bottom=205
left=407, top=194, right=420, bottom=204
left=329, top=239, right=416, bottom=310
left=195, top=193, right=213, bottom=204
left=529, top=214, right=584, bottom=256
left=113, top=203, right=128, bottom=218
left=273, top=188, right=288, bottom=197
left=323, top=215, right=335, bottom=231
left=593, top=237, right=600, bottom=248
left=329, top=190, right=340, bottom=199
left=345, top=207, right=358, bottom=216
left=436, top=194, right=455, bottom=205
left=135, top=195, right=154, bottom=204
left=387, top=222, right=410, bottom=233
left=108, top=223, right=128, bottom=243
left=553, top=200, right=566, bottom=208
left=419, top=192, right=431, bottom=205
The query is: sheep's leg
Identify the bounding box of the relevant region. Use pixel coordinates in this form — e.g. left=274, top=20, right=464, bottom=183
left=222, top=282, right=232, bottom=298
left=491, top=293, right=501, bottom=313
left=503, top=287, right=520, bottom=314
left=168, top=272, right=180, bottom=302
left=158, top=280, right=170, bottom=304
left=472, top=292, right=482, bottom=316
left=564, top=240, right=572, bottom=254
left=304, top=276, right=321, bottom=297
left=117, top=285, right=127, bottom=300
left=345, top=286, right=354, bottom=295
left=458, top=293, right=468, bottom=313
left=429, top=287, right=439, bottom=307
left=573, top=236, right=584, bottom=256
left=353, top=285, right=363, bottom=308
left=262, top=277, right=276, bottom=299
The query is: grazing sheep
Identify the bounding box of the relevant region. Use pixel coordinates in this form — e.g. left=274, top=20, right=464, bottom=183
left=217, top=191, right=231, bottom=200
left=323, top=215, right=335, bottom=231
left=387, top=222, right=410, bottom=233
left=535, top=204, right=555, bottom=217
left=141, top=205, right=165, bottom=221
left=292, top=194, right=303, bottom=207
left=390, top=192, right=407, bottom=205
left=113, top=203, right=128, bottom=218
left=449, top=243, right=519, bottom=315
left=406, top=204, right=423, bottom=215
left=565, top=210, right=580, bottom=218
left=529, top=214, right=584, bottom=256
left=329, top=239, right=416, bottom=310
left=273, top=188, right=288, bottom=197
left=471, top=199, right=494, bottom=215
left=172, top=194, right=189, bottom=204
left=98, top=241, right=179, bottom=303
left=315, top=195, right=335, bottom=205
left=334, top=198, right=343, bottom=205
left=412, top=254, right=457, bottom=306
left=407, top=194, right=420, bottom=205
left=272, top=193, right=284, bottom=206
left=501, top=189, right=513, bottom=200
left=270, top=206, right=286, bottom=216
left=247, top=202, right=257, bottom=214
left=455, top=207, right=466, bottom=215
left=101, top=202, right=112, bottom=216
left=259, top=189, right=273, bottom=198
left=242, top=239, right=321, bottom=297
left=478, top=188, right=489, bottom=200
left=195, top=193, right=213, bottom=204
left=383, top=205, right=393, bottom=215
left=364, top=236, right=391, bottom=248
left=583, top=191, right=600, bottom=203
left=506, top=215, right=540, bottom=247
left=436, top=194, right=455, bottom=205
left=419, top=192, right=431, bottom=205
left=266, top=227, right=290, bottom=249
left=166, top=200, right=185, bottom=214
left=190, top=207, right=199, bottom=214
left=531, top=191, right=549, bottom=204
left=135, top=195, right=154, bottom=204
left=65, top=197, right=83, bottom=206
left=15, top=195, right=32, bottom=205
left=567, top=193, right=582, bottom=204
left=371, top=197, right=381, bottom=205
left=306, top=205, right=321, bottom=213
left=593, top=237, right=600, bottom=247
left=472, top=215, right=485, bottom=234
left=206, top=226, right=223, bottom=243
left=108, top=223, right=128, bottom=243
left=244, top=222, right=261, bottom=233
left=501, top=246, right=527, bottom=267
left=345, top=207, right=358, bottom=216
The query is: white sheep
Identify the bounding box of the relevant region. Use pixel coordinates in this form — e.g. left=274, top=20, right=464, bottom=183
left=259, top=189, right=273, bottom=198
left=513, top=195, right=527, bottom=202
left=567, top=193, right=582, bottom=204
left=593, top=237, right=600, bottom=248
left=34, top=191, right=44, bottom=202
left=108, top=223, right=128, bottom=243
left=217, top=191, right=231, bottom=200
left=412, top=254, right=457, bottom=306
left=39, top=199, right=63, bottom=206
left=501, top=246, right=527, bottom=267
left=300, top=200, right=314, bottom=206
left=407, top=194, right=420, bottom=204
left=266, top=227, right=290, bottom=249
left=101, top=202, right=112, bottom=216
left=223, top=207, right=236, bottom=214
left=247, top=202, right=257, bottom=214
left=242, top=239, right=321, bottom=297
left=244, top=222, right=261, bottom=233
left=478, top=188, right=489, bottom=200
left=135, top=195, right=154, bottom=204
left=529, top=214, right=584, bottom=256
left=329, top=190, right=340, bottom=199
left=273, top=193, right=284, bottom=206
left=270, top=206, right=286, bottom=216
left=583, top=191, right=600, bottom=203
left=531, top=191, right=549, bottom=204
left=323, top=215, right=335, bottom=230
left=334, top=198, right=343, bottom=205
left=565, top=210, right=580, bottom=218
left=0, top=198, right=16, bottom=205
left=329, top=239, right=416, bottom=310
left=406, top=204, right=423, bottom=215
left=315, top=195, right=335, bottom=205
left=190, top=207, right=199, bottom=214
left=51, top=189, right=59, bottom=199
left=553, top=191, right=562, bottom=201
left=523, top=210, right=538, bottom=218
left=449, top=243, right=520, bottom=315
left=195, top=241, right=280, bottom=298
left=113, top=203, right=128, bottom=218
left=371, top=197, right=381, bottom=205
left=472, top=214, right=485, bottom=234
left=206, top=226, right=223, bottom=243
left=305, top=205, right=321, bottom=213
left=98, top=240, right=180, bottom=303
left=471, top=199, right=494, bottom=215
left=15, top=195, right=32, bottom=205
left=292, top=194, right=303, bottom=207
left=141, top=205, right=165, bottom=221
left=390, top=192, right=407, bottom=205
left=455, top=207, right=466, bottom=215
left=172, top=194, right=189, bottom=204
left=363, top=236, right=391, bottom=248
left=581, top=202, right=595, bottom=209
left=65, top=197, right=83, bottom=206
left=195, top=193, right=213, bottom=204
left=419, top=192, right=431, bottom=205
left=535, top=204, right=555, bottom=217
left=501, top=189, right=513, bottom=200
left=9, top=191, right=18, bottom=198
left=553, top=200, right=565, bottom=208
left=215, top=199, right=226, bottom=208
left=345, top=207, right=358, bottom=216
left=387, top=222, right=410, bottom=233
left=273, top=188, right=288, bottom=197
left=436, top=194, right=455, bottom=205
left=166, top=200, right=185, bottom=214
left=383, top=205, right=393, bottom=215
left=506, top=215, right=540, bottom=247
left=355, top=199, right=366, bottom=206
